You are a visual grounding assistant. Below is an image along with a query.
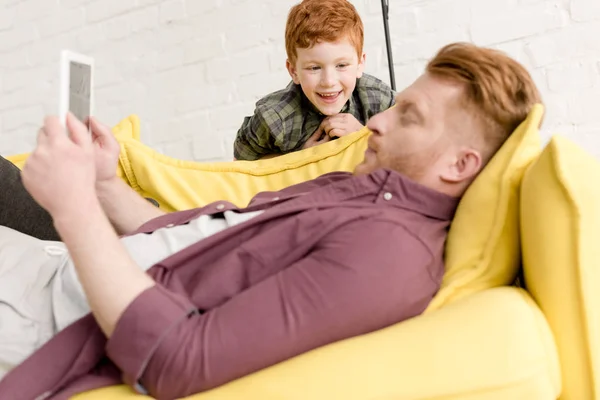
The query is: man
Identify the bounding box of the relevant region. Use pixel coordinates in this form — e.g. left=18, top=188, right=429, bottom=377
left=0, top=42, right=541, bottom=400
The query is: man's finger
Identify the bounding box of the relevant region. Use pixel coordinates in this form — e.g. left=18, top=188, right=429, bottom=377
left=66, top=112, right=92, bottom=147
left=36, top=127, right=49, bottom=146
left=43, top=116, right=65, bottom=141
left=89, top=116, right=113, bottom=139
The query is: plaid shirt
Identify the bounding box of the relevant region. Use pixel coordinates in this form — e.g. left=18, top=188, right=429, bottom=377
left=234, top=73, right=396, bottom=160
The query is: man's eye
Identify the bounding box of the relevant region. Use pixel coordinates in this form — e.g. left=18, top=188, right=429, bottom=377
left=401, top=117, right=414, bottom=125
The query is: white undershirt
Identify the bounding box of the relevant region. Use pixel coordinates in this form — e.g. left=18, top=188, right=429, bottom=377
left=52, top=210, right=264, bottom=331
left=120, top=210, right=264, bottom=271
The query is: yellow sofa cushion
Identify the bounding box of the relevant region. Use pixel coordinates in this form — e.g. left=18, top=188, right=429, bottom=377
left=521, top=135, right=600, bottom=399
left=426, top=104, right=544, bottom=311
left=73, top=287, right=560, bottom=400
left=115, top=123, right=369, bottom=212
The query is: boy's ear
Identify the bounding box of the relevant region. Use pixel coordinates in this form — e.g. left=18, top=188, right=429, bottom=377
left=357, top=53, right=366, bottom=79
left=286, top=59, right=301, bottom=85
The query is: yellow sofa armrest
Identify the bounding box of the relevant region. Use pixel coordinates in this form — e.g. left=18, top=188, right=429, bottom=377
left=73, top=287, right=560, bottom=400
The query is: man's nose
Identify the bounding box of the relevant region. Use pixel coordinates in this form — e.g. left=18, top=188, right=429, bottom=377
left=366, top=113, right=384, bottom=135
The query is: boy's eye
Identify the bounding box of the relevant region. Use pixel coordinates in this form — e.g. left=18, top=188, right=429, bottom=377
left=306, top=66, right=320, bottom=71
left=337, top=63, right=349, bottom=68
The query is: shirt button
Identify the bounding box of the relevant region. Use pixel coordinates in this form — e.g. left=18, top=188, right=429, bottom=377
left=44, top=245, right=66, bottom=256
left=166, top=223, right=175, bottom=228
left=383, top=192, right=393, bottom=201
left=272, top=197, right=280, bottom=201
left=216, top=204, right=225, bottom=210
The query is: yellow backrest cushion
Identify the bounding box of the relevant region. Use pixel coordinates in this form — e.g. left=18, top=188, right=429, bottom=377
left=426, top=104, right=544, bottom=311
left=521, top=135, right=600, bottom=399
left=117, top=124, right=369, bottom=211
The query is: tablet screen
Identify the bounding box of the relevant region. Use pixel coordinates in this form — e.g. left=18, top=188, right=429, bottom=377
left=69, top=61, right=92, bottom=125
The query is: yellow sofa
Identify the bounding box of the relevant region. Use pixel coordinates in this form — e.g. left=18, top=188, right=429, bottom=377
left=7, top=105, right=599, bottom=399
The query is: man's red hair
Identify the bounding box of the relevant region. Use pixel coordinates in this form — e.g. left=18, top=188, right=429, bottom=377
left=427, top=42, right=542, bottom=161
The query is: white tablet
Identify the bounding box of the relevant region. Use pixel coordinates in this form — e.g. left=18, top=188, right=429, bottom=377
left=59, top=50, right=94, bottom=130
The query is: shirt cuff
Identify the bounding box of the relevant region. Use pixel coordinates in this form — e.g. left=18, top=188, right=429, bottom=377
left=105, top=284, right=198, bottom=387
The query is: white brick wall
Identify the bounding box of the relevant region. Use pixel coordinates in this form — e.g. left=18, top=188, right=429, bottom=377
left=0, top=0, right=599, bottom=161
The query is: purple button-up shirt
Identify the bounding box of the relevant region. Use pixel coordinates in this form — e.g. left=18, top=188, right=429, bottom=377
left=0, top=169, right=459, bottom=400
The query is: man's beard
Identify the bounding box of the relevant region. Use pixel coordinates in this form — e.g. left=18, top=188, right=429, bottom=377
left=389, top=146, right=444, bottom=183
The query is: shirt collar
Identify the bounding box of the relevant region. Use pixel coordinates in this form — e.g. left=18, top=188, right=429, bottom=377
left=356, top=169, right=460, bottom=221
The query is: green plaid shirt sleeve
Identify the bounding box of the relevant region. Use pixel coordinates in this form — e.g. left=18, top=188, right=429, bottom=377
left=234, top=103, right=288, bottom=161
left=234, top=84, right=299, bottom=161
left=354, top=73, right=396, bottom=120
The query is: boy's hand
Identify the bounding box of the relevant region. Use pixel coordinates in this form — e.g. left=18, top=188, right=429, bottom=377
left=318, top=113, right=364, bottom=139
left=22, top=113, right=97, bottom=219
left=302, top=125, right=332, bottom=149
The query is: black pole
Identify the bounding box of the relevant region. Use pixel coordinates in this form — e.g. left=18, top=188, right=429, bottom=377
left=381, top=0, right=396, bottom=91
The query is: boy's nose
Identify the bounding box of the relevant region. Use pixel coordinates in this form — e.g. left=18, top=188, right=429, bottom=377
left=320, top=69, right=337, bottom=87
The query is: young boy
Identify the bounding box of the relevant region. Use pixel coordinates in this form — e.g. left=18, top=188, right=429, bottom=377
left=234, top=0, right=396, bottom=161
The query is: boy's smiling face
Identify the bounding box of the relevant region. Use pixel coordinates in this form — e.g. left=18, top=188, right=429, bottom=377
left=287, top=37, right=366, bottom=116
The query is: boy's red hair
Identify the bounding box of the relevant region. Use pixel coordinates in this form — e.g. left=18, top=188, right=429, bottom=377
left=285, top=0, right=364, bottom=65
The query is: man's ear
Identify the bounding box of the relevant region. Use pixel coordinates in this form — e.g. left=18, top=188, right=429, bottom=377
left=441, top=148, right=483, bottom=184
left=286, top=59, right=300, bottom=84
left=357, top=53, right=366, bottom=79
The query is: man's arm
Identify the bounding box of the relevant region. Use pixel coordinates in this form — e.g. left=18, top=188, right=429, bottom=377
left=21, top=114, right=156, bottom=337
left=95, top=177, right=165, bottom=235
left=54, top=197, right=156, bottom=337
left=86, top=117, right=165, bottom=235
left=104, top=219, right=437, bottom=399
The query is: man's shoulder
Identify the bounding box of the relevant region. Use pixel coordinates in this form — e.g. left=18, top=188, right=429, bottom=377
left=254, top=81, right=305, bottom=120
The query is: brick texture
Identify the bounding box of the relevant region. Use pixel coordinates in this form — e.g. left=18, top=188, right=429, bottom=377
left=0, top=0, right=599, bottom=160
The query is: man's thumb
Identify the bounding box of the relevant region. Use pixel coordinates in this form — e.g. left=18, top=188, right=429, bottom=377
left=66, top=112, right=92, bottom=146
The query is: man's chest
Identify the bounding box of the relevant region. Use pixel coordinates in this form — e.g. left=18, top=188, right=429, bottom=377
left=157, top=206, right=375, bottom=310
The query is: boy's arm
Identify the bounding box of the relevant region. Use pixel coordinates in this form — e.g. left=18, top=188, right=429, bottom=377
left=358, top=74, right=397, bottom=117
left=381, top=83, right=397, bottom=109
left=233, top=109, right=280, bottom=161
